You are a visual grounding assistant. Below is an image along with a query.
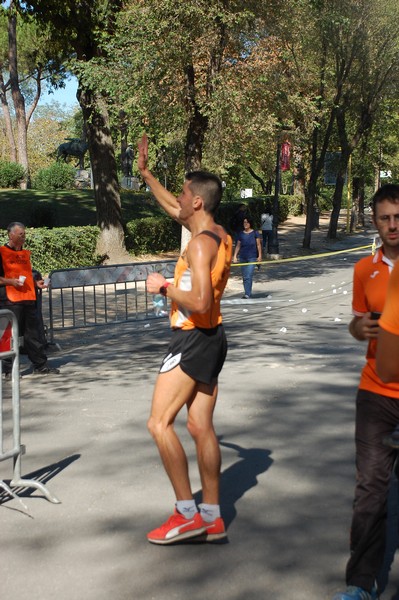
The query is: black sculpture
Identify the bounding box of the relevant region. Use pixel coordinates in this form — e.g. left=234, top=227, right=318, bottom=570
left=57, top=138, right=88, bottom=169
left=123, top=145, right=134, bottom=177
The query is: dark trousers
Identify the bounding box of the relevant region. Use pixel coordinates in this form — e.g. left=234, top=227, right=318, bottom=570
left=1, top=302, right=47, bottom=371
left=262, top=230, right=272, bottom=252
left=346, top=389, right=399, bottom=591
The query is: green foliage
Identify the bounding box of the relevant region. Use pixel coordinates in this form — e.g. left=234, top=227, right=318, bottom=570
left=0, top=161, right=26, bottom=188
left=26, top=226, right=100, bottom=273
left=285, top=194, right=305, bottom=216
left=0, top=189, right=297, bottom=273
left=0, top=217, right=181, bottom=272
left=0, top=226, right=100, bottom=274
left=125, top=217, right=180, bottom=254
left=27, top=103, right=79, bottom=179
left=217, top=196, right=290, bottom=234
left=33, top=162, right=76, bottom=191
left=317, top=187, right=334, bottom=211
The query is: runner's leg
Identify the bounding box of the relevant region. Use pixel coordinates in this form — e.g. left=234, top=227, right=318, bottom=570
left=186, top=380, right=220, bottom=504
left=147, top=365, right=197, bottom=500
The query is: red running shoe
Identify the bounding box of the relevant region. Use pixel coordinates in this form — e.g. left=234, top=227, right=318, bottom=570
left=147, top=509, right=206, bottom=545
left=195, top=517, right=227, bottom=542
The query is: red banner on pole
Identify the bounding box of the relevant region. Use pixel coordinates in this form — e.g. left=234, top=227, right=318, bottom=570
left=280, top=141, right=291, bottom=172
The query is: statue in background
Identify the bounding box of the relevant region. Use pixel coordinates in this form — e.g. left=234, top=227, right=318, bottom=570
left=123, top=145, right=134, bottom=177
left=57, top=138, right=88, bottom=169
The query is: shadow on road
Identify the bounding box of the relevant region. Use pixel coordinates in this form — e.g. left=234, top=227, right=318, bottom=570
left=0, top=453, right=80, bottom=505
left=193, top=438, right=273, bottom=529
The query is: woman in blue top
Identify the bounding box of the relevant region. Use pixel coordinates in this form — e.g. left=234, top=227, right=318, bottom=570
left=232, top=217, right=262, bottom=298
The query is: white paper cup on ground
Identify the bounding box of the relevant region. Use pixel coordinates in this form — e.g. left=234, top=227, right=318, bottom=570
left=19, top=275, right=26, bottom=283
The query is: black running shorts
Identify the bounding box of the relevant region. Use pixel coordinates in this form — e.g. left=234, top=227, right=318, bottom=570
left=159, top=325, right=227, bottom=385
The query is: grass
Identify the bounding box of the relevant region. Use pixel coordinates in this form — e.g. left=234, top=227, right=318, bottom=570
left=0, top=188, right=165, bottom=229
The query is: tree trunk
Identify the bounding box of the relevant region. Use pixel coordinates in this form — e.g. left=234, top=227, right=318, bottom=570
left=303, top=104, right=336, bottom=248
left=181, top=64, right=210, bottom=251
left=328, top=142, right=350, bottom=239
left=358, top=176, right=365, bottom=227
left=78, top=86, right=128, bottom=263
left=328, top=171, right=346, bottom=239
left=303, top=179, right=317, bottom=248
left=269, top=141, right=281, bottom=256
left=0, top=71, right=17, bottom=162
left=184, top=105, right=208, bottom=171
left=8, top=4, right=29, bottom=188
left=352, top=176, right=366, bottom=228
left=246, top=166, right=268, bottom=194
left=293, top=146, right=305, bottom=212
left=303, top=126, right=320, bottom=248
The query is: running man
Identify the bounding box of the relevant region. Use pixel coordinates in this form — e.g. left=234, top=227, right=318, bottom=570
left=137, top=134, right=232, bottom=545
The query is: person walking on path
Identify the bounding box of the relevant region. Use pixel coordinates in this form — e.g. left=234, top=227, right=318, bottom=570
left=333, top=184, right=399, bottom=600
left=260, top=209, right=273, bottom=255
left=230, top=203, right=248, bottom=243
left=0, top=222, right=59, bottom=378
left=137, top=134, right=232, bottom=545
left=232, top=216, right=262, bottom=299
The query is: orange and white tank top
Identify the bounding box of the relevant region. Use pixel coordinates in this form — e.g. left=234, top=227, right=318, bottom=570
left=170, top=230, right=232, bottom=330
left=0, top=245, right=36, bottom=302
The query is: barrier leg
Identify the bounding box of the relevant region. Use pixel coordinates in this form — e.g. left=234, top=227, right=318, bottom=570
left=11, top=449, right=61, bottom=504
left=0, top=310, right=61, bottom=505
left=0, top=478, right=28, bottom=510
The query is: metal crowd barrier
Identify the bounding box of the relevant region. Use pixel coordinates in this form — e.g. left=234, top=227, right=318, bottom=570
left=0, top=309, right=60, bottom=506
left=47, top=259, right=176, bottom=342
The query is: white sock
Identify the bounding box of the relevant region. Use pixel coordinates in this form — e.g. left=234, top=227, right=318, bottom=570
left=199, top=503, right=220, bottom=523
left=176, top=500, right=197, bottom=520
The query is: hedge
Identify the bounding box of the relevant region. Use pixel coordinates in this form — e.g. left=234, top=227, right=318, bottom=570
left=0, top=161, right=25, bottom=188
left=0, top=195, right=297, bottom=273
left=34, top=162, right=76, bottom=192
left=125, top=216, right=180, bottom=254
left=0, top=218, right=180, bottom=274
left=0, top=226, right=101, bottom=274
left=217, top=194, right=294, bottom=233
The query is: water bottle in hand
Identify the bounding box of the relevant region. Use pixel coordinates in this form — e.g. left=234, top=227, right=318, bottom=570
left=152, top=294, right=168, bottom=317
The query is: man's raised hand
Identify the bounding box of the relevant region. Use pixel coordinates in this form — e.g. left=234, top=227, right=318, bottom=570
left=137, top=133, right=149, bottom=173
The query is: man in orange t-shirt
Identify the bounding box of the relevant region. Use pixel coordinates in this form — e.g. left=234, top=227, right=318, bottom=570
left=333, top=184, right=399, bottom=600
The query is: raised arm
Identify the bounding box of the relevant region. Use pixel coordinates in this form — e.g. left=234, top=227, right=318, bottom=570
left=137, top=134, right=181, bottom=222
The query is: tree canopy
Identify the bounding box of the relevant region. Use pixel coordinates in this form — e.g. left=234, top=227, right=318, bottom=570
left=1, top=0, right=399, bottom=254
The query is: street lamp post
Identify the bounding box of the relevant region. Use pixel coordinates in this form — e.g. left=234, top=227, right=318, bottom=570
left=268, top=141, right=281, bottom=257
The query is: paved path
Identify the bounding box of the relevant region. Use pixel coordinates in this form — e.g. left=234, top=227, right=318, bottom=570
left=2, top=215, right=398, bottom=600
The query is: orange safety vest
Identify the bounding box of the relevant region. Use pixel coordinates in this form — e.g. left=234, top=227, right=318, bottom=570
left=0, top=245, right=37, bottom=303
